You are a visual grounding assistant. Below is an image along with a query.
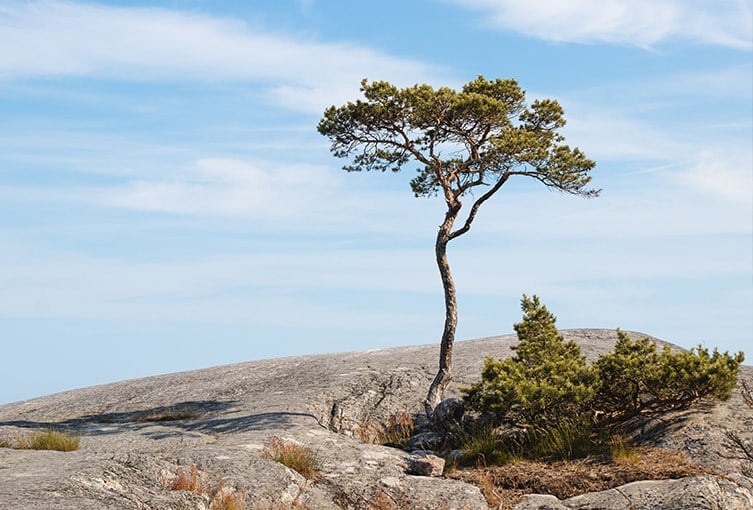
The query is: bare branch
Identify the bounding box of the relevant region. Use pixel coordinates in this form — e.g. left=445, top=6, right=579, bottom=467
left=741, top=380, right=753, bottom=408
left=448, top=171, right=510, bottom=241
left=725, top=431, right=753, bottom=462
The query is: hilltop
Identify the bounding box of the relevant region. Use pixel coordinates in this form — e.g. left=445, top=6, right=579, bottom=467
left=0, top=329, right=751, bottom=509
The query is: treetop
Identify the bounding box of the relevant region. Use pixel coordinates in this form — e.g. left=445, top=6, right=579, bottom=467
left=318, top=76, right=598, bottom=205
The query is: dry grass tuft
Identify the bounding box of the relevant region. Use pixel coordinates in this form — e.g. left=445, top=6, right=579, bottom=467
left=164, top=465, right=247, bottom=509
left=209, top=481, right=247, bottom=510
left=609, top=434, right=640, bottom=465
left=263, top=436, right=320, bottom=480
left=356, top=412, right=415, bottom=448
left=164, top=464, right=205, bottom=493
left=8, top=430, right=80, bottom=452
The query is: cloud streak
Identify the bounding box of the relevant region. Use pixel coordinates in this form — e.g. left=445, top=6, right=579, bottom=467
left=0, top=1, right=445, bottom=112
left=448, top=0, right=753, bottom=49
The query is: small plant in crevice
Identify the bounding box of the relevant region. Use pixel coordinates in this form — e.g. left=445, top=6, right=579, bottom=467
left=356, top=412, right=415, bottom=448
left=4, top=430, right=80, bottom=452
left=262, top=436, right=320, bottom=480
left=209, top=481, right=247, bottom=510
left=164, top=464, right=205, bottom=493
left=163, top=464, right=246, bottom=510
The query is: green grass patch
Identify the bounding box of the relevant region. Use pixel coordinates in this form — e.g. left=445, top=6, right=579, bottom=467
left=524, top=419, right=605, bottom=461
left=450, top=417, right=617, bottom=467
left=11, top=430, right=80, bottom=452
left=454, top=422, right=516, bottom=466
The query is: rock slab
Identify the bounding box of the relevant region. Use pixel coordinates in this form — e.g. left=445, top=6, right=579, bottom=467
left=0, top=329, right=750, bottom=509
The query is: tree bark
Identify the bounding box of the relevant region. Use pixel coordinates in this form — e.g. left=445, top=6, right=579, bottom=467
left=424, top=223, right=458, bottom=417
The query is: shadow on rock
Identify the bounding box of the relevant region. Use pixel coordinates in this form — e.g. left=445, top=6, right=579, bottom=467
left=0, top=401, right=324, bottom=437
left=0, top=400, right=237, bottom=435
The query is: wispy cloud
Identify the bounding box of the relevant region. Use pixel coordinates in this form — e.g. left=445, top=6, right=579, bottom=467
left=551, top=63, right=753, bottom=202
left=106, top=158, right=340, bottom=218
left=447, top=0, right=753, bottom=49
left=671, top=149, right=753, bottom=207
left=0, top=1, right=445, bottom=112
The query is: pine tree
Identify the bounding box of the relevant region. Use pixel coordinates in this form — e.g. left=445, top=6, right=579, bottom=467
left=463, top=295, right=596, bottom=428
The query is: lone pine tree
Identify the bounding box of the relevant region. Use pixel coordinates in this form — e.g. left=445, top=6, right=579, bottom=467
left=318, top=76, right=597, bottom=416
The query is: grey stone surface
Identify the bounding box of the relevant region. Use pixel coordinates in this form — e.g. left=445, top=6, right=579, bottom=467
left=408, top=431, right=442, bottom=451
left=0, top=329, right=750, bottom=509
left=515, top=476, right=753, bottom=510
left=406, top=452, right=445, bottom=477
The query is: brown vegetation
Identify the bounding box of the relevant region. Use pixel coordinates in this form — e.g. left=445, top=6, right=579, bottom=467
left=356, top=412, right=415, bottom=448
left=164, top=464, right=204, bottom=493
left=263, top=436, right=320, bottom=480
left=163, top=464, right=246, bottom=510
left=449, top=447, right=705, bottom=509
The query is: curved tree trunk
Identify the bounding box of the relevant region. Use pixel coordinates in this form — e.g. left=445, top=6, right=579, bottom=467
left=424, top=226, right=458, bottom=417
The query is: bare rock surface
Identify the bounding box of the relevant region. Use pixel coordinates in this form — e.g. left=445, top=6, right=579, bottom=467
left=516, top=476, right=753, bottom=510
left=0, top=329, right=750, bottom=509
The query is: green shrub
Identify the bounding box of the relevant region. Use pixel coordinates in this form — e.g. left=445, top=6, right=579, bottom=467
left=594, top=330, right=744, bottom=422
left=462, top=295, right=596, bottom=429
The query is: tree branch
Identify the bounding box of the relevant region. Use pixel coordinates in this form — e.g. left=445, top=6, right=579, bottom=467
left=448, top=171, right=510, bottom=241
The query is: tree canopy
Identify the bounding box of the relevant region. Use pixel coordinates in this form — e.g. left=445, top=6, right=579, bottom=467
left=318, top=76, right=597, bottom=212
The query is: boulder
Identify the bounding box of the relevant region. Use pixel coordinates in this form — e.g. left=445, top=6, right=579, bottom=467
left=406, top=452, right=446, bottom=477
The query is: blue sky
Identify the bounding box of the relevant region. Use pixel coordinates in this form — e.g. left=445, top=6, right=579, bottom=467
left=1, top=0, right=751, bottom=404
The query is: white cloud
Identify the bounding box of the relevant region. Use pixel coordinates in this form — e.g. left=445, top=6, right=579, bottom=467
left=671, top=150, right=753, bottom=207
left=0, top=241, right=438, bottom=324
left=448, top=0, right=753, bottom=49
left=558, top=97, right=753, bottom=211
left=562, top=104, right=686, bottom=161
left=0, top=1, right=445, bottom=112
left=107, top=158, right=341, bottom=218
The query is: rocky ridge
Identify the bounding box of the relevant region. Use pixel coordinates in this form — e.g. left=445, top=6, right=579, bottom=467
left=0, top=329, right=751, bottom=509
